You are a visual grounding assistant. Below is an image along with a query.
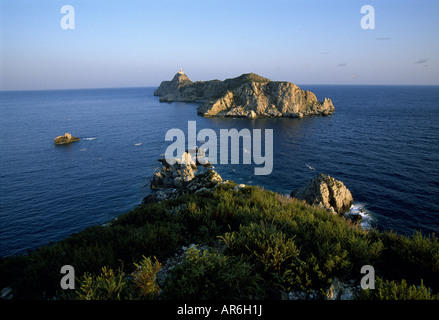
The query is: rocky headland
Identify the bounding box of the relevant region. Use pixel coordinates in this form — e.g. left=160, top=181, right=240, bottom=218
left=54, top=133, right=80, bottom=145
left=154, top=70, right=335, bottom=119
left=145, top=151, right=361, bottom=223
left=143, top=153, right=364, bottom=300
left=3, top=147, right=439, bottom=301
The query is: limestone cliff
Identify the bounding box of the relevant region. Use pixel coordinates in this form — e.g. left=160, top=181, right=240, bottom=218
left=154, top=70, right=335, bottom=118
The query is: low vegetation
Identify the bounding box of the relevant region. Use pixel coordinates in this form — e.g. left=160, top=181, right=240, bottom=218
left=1, top=183, right=438, bottom=300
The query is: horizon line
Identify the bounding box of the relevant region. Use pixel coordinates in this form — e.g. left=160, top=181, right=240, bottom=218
left=2, top=83, right=439, bottom=92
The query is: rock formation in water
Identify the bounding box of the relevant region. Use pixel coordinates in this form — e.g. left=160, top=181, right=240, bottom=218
left=290, top=173, right=353, bottom=215
left=154, top=70, right=335, bottom=119
left=54, top=133, right=80, bottom=145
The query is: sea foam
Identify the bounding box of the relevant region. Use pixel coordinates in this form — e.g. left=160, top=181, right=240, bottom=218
left=347, top=203, right=373, bottom=229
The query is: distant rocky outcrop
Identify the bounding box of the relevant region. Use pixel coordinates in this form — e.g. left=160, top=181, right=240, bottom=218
left=54, top=133, right=80, bottom=145
left=144, top=148, right=226, bottom=203
left=154, top=70, right=334, bottom=119
left=291, top=173, right=353, bottom=215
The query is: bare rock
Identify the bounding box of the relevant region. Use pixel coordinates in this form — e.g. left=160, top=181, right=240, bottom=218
left=233, top=184, right=247, bottom=191
left=291, top=173, right=353, bottom=214
left=248, top=110, right=257, bottom=119
left=325, top=277, right=356, bottom=300
left=145, top=149, right=223, bottom=203
left=150, top=151, right=196, bottom=189
left=155, top=71, right=334, bottom=118
left=54, top=133, right=80, bottom=145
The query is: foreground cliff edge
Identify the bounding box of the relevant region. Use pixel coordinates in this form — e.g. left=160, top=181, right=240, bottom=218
left=154, top=70, right=335, bottom=119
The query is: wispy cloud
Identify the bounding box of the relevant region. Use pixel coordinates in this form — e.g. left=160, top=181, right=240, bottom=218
left=414, top=59, right=429, bottom=64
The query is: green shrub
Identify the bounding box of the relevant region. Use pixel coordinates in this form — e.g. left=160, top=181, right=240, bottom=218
left=131, top=256, right=162, bottom=299
left=220, top=221, right=303, bottom=292
left=76, top=266, right=130, bottom=300
left=374, top=230, right=439, bottom=289
left=1, top=183, right=439, bottom=300
left=162, top=246, right=265, bottom=299
left=358, top=277, right=439, bottom=300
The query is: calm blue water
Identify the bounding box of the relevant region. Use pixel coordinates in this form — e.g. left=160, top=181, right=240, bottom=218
left=1, top=86, right=438, bottom=256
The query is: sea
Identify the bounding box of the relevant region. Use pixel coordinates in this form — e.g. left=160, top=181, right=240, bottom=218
left=1, top=85, right=439, bottom=257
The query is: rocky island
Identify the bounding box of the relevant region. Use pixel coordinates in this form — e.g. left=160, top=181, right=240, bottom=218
left=54, top=133, right=80, bottom=145
left=154, top=69, right=335, bottom=119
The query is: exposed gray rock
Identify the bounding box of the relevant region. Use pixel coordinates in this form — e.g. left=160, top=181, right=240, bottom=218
left=281, top=277, right=359, bottom=300
left=325, top=277, right=345, bottom=300
left=325, top=277, right=359, bottom=300
left=144, top=149, right=223, bottom=203
left=154, top=71, right=335, bottom=118
left=282, top=290, right=320, bottom=300
left=233, top=184, right=247, bottom=192
left=150, top=151, right=197, bottom=190
left=291, top=173, right=353, bottom=214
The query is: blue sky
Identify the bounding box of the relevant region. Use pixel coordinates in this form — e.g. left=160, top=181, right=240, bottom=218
left=1, top=0, right=438, bottom=90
